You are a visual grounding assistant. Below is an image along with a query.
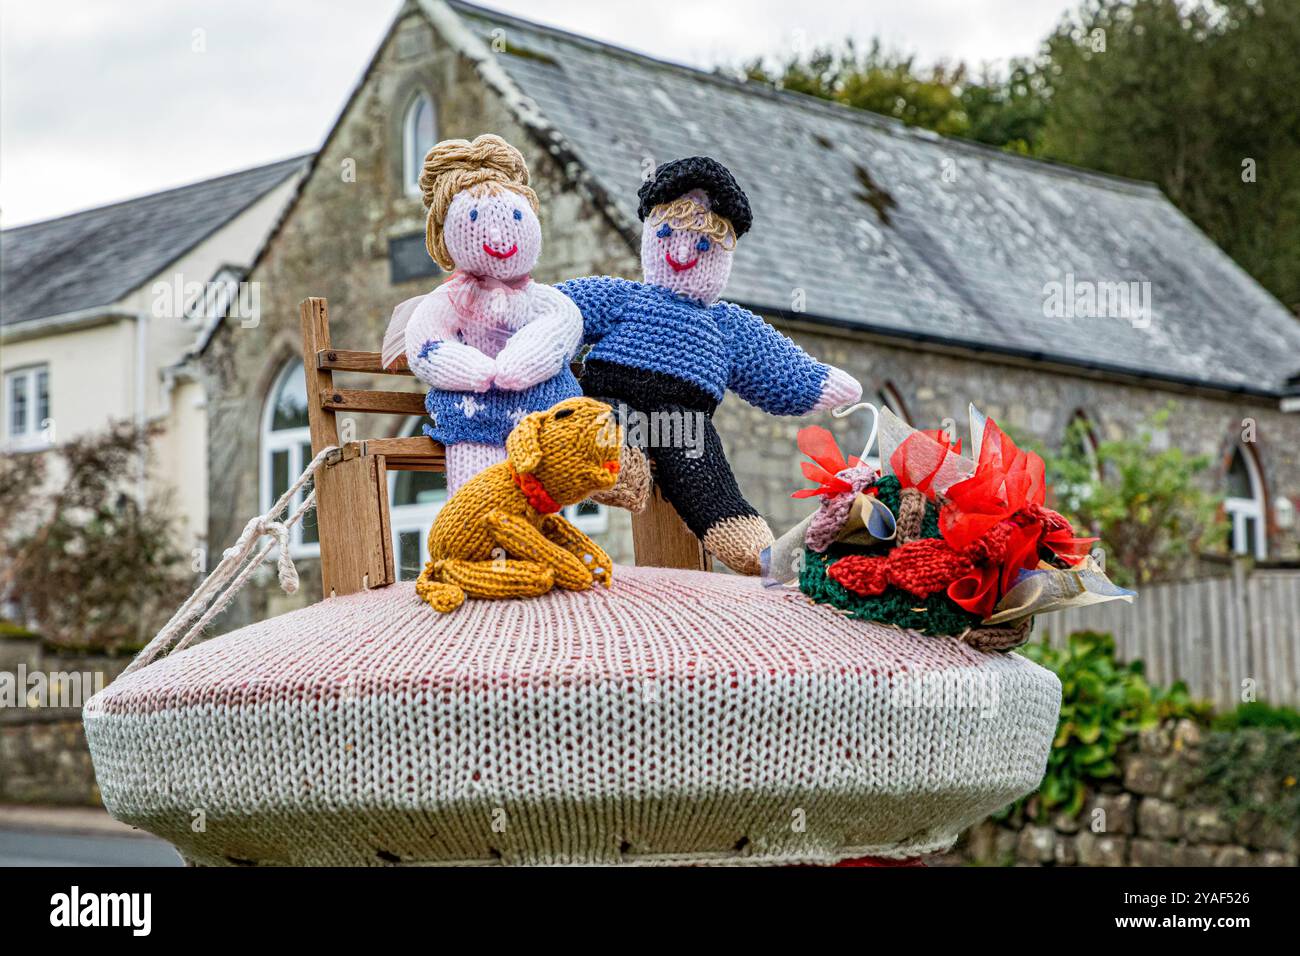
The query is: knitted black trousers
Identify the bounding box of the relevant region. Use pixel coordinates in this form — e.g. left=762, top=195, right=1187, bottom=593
left=581, top=359, right=759, bottom=539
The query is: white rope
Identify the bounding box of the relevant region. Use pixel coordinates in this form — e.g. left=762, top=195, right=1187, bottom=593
left=123, top=445, right=338, bottom=677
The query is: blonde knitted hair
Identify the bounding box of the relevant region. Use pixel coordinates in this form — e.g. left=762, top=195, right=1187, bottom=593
left=649, top=197, right=737, bottom=250
left=419, top=134, right=540, bottom=270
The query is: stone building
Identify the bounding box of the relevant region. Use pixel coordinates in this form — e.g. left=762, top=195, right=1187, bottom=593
left=198, top=0, right=1300, bottom=631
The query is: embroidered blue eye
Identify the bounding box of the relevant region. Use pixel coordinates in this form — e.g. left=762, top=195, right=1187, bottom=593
left=656, top=223, right=672, bottom=238
left=513, top=208, right=523, bottom=221
left=696, top=237, right=711, bottom=252
left=469, top=208, right=478, bottom=222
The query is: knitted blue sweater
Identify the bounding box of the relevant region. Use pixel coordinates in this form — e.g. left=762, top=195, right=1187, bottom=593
left=556, top=277, right=829, bottom=415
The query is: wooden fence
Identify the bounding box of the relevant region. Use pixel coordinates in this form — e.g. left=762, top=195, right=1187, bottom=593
left=1040, top=565, right=1300, bottom=710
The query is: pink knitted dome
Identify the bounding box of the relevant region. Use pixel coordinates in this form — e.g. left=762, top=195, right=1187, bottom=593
left=84, top=565, right=1059, bottom=866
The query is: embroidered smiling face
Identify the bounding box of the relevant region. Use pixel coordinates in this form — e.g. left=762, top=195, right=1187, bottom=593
left=443, top=185, right=541, bottom=280
left=640, top=189, right=736, bottom=304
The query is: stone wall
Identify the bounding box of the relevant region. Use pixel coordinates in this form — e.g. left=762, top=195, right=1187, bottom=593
left=0, top=638, right=130, bottom=805
left=946, top=720, right=1299, bottom=867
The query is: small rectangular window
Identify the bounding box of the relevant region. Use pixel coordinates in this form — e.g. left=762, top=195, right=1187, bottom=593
left=5, top=365, right=50, bottom=445
left=35, top=369, right=49, bottom=426
left=8, top=372, right=28, bottom=435
left=389, top=232, right=443, bottom=285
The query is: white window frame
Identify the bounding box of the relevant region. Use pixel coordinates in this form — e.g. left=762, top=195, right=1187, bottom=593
left=1225, top=445, right=1267, bottom=560
left=564, top=500, right=609, bottom=535
left=402, top=92, right=436, bottom=197
left=4, top=364, right=52, bottom=451
left=388, top=417, right=447, bottom=582
left=260, top=362, right=319, bottom=560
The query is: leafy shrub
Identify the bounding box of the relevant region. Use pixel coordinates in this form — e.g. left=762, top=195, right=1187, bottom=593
left=0, top=421, right=190, bottom=653
left=1042, top=407, right=1223, bottom=587
left=1212, top=701, right=1300, bottom=733
left=1016, top=630, right=1207, bottom=818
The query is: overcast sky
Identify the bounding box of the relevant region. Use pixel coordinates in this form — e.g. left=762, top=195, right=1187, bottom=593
left=0, top=0, right=1077, bottom=227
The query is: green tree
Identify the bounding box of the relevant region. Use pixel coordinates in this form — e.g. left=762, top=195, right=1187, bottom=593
left=1043, top=407, right=1223, bottom=586
left=735, top=1, right=1300, bottom=311
left=1036, top=0, right=1300, bottom=311
left=739, top=40, right=1021, bottom=143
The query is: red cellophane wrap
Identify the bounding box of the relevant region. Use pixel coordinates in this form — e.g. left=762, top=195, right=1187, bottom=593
left=887, top=430, right=962, bottom=499
left=840, top=420, right=1096, bottom=620
left=792, top=426, right=863, bottom=499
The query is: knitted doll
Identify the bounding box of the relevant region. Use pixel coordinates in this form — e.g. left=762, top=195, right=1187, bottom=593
left=383, top=134, right=582, bottom=495
left=557, top=157, right=861, bottom=574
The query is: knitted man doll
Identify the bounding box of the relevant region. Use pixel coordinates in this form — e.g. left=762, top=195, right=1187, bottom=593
left=383, top=134, right=582, bottom=495
left=558, top=157, right=861, bottom=574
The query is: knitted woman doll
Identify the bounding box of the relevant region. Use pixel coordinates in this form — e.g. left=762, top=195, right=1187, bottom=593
left=383, top=134, right=582, bottom=495
left=558, top=157, right=861, bottom=574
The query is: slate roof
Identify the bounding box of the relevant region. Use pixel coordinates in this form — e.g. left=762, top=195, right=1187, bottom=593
left=1, top=155, right=310, bottom=329
left=447, top=1, right=1300, bottom=396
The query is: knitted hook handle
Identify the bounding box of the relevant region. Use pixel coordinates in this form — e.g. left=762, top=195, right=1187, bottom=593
left=831, top=401, right=879, bottom=463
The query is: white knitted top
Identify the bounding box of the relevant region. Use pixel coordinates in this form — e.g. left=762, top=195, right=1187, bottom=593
left=84, top=566, right=1059, bottom=866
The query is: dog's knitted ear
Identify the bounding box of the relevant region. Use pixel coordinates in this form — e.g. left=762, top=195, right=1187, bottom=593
left=506, top=410, right=545, bottom=475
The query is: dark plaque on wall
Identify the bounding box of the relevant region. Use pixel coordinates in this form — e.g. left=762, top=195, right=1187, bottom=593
left=389, top=232, right=443, bottom=285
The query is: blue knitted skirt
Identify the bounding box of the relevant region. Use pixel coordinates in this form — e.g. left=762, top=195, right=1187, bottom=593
left=423, top=369, right=581, bottom=447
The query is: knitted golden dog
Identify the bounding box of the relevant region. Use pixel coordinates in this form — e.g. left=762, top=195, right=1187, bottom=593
left=415, top=397, right=621, bottom=612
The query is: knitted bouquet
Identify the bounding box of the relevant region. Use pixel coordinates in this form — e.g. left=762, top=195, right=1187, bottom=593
left=765, top=405, right=1134, bottom=651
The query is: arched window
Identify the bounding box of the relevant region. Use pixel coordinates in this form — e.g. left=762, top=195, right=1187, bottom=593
left=1055, top=409, right=1102, bottom=513
left=1225, top=445, right=1266, bottom=559
left=261, top=361, right=318, bottom=556
left=389, top=417, right=448, bottom=581
left=402, top=92, right=436, bottom=197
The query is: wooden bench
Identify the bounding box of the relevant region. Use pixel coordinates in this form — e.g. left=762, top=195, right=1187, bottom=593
left=298, top=296, right=707, bottom=597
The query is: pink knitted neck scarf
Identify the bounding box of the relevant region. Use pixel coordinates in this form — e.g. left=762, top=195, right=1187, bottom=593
left=443, top=270, right=533, bottom=325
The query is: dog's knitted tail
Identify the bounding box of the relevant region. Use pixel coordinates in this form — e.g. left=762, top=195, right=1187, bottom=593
left=415, top=562, right=466, bottom=613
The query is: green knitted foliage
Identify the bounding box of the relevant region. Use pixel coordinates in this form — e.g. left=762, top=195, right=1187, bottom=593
left=797, top=476, right=980, bottom=636
left=871, top=475, right=941, bottom=539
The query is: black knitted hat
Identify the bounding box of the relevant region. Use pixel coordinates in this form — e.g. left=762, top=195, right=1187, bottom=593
left=637, top=157, right=752, bottom=238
